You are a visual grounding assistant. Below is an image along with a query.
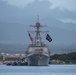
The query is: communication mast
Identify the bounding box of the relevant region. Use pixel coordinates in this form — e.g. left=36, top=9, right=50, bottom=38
left=28, top=16, right=48, bottom=46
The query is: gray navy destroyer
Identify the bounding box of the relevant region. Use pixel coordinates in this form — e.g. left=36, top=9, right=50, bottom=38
left=26, top=16, right=52, bottom=66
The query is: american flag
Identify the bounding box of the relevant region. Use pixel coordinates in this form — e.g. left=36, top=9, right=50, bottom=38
left=28, top=33, right=34, bottom=42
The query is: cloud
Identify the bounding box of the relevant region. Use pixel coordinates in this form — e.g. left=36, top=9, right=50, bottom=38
left=0, top=0, right=76, bottom=23
left=50, top=7, right=76, bottom=21
left=48, top=0, right=76, bottom=11
left=2, top=0, right=76, bottom=11
left=2, top=0, right=35, bottom=8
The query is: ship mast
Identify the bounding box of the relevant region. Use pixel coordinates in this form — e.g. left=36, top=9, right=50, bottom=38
left=35, top=15, right=41, bottom=45
left=28, top=16, right=48, bottom=46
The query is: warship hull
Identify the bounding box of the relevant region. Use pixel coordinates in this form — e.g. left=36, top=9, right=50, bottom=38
left=26, top=17, right=51, bottom=66
left=27, top=54, right=49, bottom=66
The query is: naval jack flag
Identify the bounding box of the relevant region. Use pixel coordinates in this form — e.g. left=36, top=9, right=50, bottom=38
left=45, top=34, right=52, bottom=42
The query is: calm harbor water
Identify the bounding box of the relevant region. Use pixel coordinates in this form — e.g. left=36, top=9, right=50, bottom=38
left=0, top=65, right=76, bottom=75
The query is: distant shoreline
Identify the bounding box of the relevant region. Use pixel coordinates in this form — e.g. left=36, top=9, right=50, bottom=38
left=0, top=52, right=76, bottom=65
left=50, top=52, right=76, bottom=64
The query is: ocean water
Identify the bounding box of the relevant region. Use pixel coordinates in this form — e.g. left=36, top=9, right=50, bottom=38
left=0, top=65, right=76, bottom=75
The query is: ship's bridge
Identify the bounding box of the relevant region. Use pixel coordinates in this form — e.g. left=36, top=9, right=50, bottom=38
left=27, top=44, right=50, bottom=55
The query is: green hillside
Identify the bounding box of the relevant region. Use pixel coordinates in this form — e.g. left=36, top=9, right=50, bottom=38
left=50, top=52, right=76, bottom=64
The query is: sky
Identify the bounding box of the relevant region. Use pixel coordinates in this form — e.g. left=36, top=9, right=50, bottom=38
left=2, top=0, right=76, bottom=23
left=2, top=0, right=76, bottom=11
left=0, top=0, right=76, bottom=45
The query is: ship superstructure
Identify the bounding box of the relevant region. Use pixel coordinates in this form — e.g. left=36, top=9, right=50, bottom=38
left=26, top=16, right=52, bottom=66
